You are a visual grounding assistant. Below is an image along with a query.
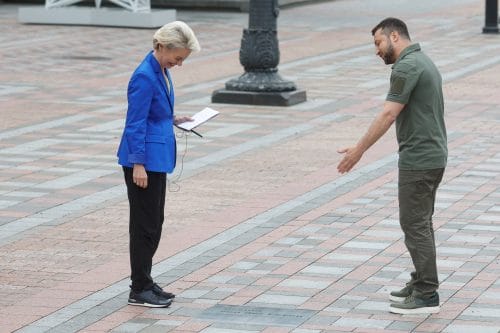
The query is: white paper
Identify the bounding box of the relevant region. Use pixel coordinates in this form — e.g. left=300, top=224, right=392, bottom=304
left=176, top=107, right=219, bottom=131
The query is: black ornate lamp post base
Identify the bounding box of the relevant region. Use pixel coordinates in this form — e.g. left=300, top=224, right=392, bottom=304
left=483, top=26, right=500, bottom=33
left=211, top=0, right=306, bottom=107
left=212, top=88, right=306, bottom=107
left=482, top=0, right=499, bottom=33
left=225, top=70, right=296, bottom=92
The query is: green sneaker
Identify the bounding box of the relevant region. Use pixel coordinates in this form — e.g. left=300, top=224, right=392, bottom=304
left=389, top=292, right=440, bottom=314
left=389, top=285, right=413, bottom=302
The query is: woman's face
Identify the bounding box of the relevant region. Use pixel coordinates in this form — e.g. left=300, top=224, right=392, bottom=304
left=156, top=45, right=191, bottom=69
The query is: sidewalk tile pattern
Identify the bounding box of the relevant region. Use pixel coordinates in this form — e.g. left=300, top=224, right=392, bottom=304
left=0, top=1, right=499, bottom=332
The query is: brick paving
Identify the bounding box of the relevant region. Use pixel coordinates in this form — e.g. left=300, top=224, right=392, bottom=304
left=0, top=1, right=499, bottom=332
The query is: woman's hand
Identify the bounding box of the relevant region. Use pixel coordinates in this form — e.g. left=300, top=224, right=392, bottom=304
left=174, top=116, right=193, bottom=125
left=133, top=164, right=148, bottom=188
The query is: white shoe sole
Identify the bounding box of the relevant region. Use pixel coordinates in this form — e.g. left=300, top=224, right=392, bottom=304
left=389, top=295, right=407, bottom=302
left=389, top=305, right=440, bottom=314
left=128, top=300, right=171, bottom=308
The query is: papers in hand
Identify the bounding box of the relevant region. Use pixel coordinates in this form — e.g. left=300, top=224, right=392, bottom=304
left=176, top=107, right=219, bottom=131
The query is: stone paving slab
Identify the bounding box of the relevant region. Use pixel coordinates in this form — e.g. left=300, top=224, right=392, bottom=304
left=0, top=0, right=499, bottom=332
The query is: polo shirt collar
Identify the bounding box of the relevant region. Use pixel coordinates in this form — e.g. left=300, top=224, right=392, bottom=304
left=393, top=43, right=421, bottom=67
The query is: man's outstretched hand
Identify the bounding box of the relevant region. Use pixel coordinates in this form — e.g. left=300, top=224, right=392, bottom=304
left=337, top=145, right=363, bottom=174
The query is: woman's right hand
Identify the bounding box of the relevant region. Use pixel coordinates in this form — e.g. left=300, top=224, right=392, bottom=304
left=133, top=164, right=148, bottom=188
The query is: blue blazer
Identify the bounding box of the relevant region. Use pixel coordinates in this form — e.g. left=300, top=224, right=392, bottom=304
left=117, top=51, right=176, bottom=173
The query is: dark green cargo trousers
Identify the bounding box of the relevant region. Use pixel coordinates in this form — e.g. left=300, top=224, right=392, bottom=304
left=398, top=168, right=445, bottom=298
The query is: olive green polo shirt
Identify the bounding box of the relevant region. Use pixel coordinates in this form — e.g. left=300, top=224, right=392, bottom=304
left=386, top=43, right=448, bottom=170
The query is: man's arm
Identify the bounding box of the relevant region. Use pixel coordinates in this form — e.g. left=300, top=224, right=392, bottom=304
left=337, top=101, right=405, bottom=174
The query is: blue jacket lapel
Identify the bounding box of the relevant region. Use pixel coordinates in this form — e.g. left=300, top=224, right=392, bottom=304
left=157, top=70, right=174, bottom=111
left=148, top=52, right=174, bottom=112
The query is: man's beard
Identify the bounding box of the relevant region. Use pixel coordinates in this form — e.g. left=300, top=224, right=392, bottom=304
left=383, top=43, right=396, bottom=64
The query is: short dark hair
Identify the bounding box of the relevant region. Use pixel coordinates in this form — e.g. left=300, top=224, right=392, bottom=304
left=371, top=17, right=411, bottom=40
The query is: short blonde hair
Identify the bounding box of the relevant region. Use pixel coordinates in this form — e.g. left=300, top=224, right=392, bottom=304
left=153, top=21, right=201, bottom=52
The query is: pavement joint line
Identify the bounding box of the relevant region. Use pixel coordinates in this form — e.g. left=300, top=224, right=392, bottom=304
left=0, top=84, right=37, bottom=96
left=0, top=114, right=93, bottom=141
left=1, top=31, right=78, bottom=49
left=33, top=169, right=117, bottom=190
left=0, top=138, right=66, bottom=154
left=280, top=44, right=374, bottom=70
left=0, top=105, right=125, bottom=141
left=17, top=153, right=398, bottom=333
left=0, top=185, right=125, bottom=245
left=79, top=119, right=125, bottom=132
left=442, top=53, right=500, bottom=82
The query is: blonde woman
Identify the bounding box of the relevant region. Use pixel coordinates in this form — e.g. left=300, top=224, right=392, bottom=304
left=117, top=21, right=200, bottom=308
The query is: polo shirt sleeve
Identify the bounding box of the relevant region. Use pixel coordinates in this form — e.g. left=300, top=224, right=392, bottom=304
left=386, top=62, right=420, bottom=105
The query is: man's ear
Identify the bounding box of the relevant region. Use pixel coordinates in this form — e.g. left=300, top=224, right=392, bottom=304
left=390, top=31, right=399, bottom=43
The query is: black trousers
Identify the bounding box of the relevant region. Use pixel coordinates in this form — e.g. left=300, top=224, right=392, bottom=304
left=123, top=166, right=166, bottom=292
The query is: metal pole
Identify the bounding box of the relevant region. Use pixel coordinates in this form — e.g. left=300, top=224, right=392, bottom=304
left=483, top=0, right=499, bottom=33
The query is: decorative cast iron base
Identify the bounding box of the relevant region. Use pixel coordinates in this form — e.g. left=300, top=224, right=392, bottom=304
left=211, top=88, right=306, bottom=107
left=225, top=71, right=297, bottom=92
left=482, top=26, right=499, bottom=33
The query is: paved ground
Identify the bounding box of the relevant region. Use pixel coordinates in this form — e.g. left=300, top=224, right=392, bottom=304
left=0, top=1, right=499, bottom=332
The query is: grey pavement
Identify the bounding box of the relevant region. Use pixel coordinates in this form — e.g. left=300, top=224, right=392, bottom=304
left=0, top=1, right=499, bottom=333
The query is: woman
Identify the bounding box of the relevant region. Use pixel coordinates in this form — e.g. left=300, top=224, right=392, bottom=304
left=117, top=21, right=200, bottom=308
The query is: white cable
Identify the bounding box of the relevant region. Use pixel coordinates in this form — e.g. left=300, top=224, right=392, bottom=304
left=167, top=130, right=190, bottom=192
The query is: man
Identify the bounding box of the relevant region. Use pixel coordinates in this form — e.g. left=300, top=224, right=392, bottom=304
left=337, top=17, right=447, bottom=315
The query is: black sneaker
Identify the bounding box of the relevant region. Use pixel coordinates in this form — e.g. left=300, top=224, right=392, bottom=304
left=390, top=292, right=440, bottom=314
left=389, top=285, right=413, bottom=302
left=128, top=289, right=172, bottom=308
left=152, top=283, right=176, bottom=300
